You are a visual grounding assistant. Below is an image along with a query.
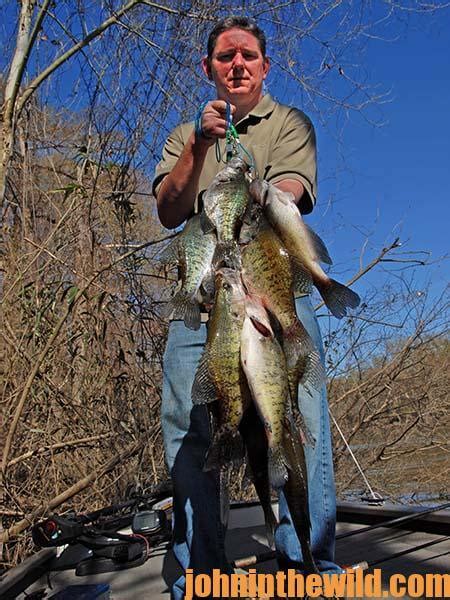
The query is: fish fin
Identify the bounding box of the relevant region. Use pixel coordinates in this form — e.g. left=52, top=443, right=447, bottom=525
left=284, top=321, right=326, bottom=395
left=204, top=427, right=244, bottom=471
left=191, top=354, right=216, bottom=404
left=239, top=203, right=260, bottom=244
left=200, top=209, right=215, bottom=234
left=242, top=196, right=255, bottom=225
left=239, top=223, right=254, bottom=245
left=199, top=271, right=215, bottom=304
left=249, top=179, right=269, bottom=205
left=159, top=238, right=180, bottom=265
left=285, top=407, right=316, bottom=448
left=319, top=279, right=360, bottom=319
left=300, top=349, right=326, bottom=397
left=250, top=316, right=272, bottom=337
left=212, top=241, right=241, bottom=270
left=282, top=426, right=319, bottom=575
left=304, top=223, right=333, bottom=265
left=244, top=296, right=273, bottom=337
left=268, top=446, right=289, bottom=489
left=162, top=291, right=201, bottom=330
left=290, top=258, right=313, bottom=295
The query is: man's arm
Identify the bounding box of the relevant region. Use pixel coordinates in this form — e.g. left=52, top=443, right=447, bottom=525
left=273, top=179, right=305, bottom=204
left=157, top=132, right=211, bottom=229
left=266, top=108, right=317, bottom=214
left=156, top=101, right=234, bottom=229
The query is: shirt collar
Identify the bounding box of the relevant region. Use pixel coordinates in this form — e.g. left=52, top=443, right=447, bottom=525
left=248, top=93, right=276, bottom=118
left=235, top=93, right=276, bottom=127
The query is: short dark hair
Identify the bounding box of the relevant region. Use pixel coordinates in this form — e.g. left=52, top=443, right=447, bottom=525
left=207, top=16, right=266, bottom=59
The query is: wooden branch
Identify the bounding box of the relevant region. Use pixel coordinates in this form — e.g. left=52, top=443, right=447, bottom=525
left=7, top=434, right=114, bottom=468
left=1, top=232, right=173, bottom=474
left=16, top=0, right=141, bottom=117
left=1, top=440, right=142, bottom=543
left=330, top=318, right=425, bottom=408
left=2, top=0, right=35, bottom=127
left=0, top=509, right=25, bottom=517
left=2, top=194, right=79, bottom=303
left=314, top=237, right=402, bottom=312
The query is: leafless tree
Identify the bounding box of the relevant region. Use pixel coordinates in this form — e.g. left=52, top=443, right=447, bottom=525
left=1, top=0, right=449, bottom=567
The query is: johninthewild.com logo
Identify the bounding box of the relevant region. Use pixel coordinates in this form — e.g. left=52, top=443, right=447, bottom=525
left=184, top=568, right=450, bottom=598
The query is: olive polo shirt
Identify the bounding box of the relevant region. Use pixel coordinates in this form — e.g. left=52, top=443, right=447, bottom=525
left=152, top=93, right=317, bottom=215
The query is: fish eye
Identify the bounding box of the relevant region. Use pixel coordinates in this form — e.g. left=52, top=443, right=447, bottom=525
left=223, top=282, right=232, bottom=291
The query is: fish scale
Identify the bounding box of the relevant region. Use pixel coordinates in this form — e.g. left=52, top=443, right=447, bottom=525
left=240, top=306, right=290, bottom=489
left=191, top=269, right=251, bottom=470
left=212, top=180, right=249, bottom=243
left=201, top=157, right=251, bottom=268
left=250, top=179, right=360, bottom=319
left=242, top=219, right=296, bottom=331
left=241, top=213, right=322, bottom=444
left=159, top=215, right=216, bottom=330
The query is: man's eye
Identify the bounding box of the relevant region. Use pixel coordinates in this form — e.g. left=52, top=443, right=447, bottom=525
left=217, top=53, right=234, bottom=61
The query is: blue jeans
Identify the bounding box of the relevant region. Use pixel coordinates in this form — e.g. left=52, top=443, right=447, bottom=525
left=161, top=296, right=341, bottom=600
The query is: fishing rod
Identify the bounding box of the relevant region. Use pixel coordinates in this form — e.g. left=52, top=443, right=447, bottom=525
left=232, top=501, right=450, bottom=569
left=367, top=535, right=450, bottom=568
left=336, top=501, right=450, bottom=540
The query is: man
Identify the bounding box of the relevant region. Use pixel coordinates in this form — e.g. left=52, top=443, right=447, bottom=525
left=152, top=16, right=343, bottom=600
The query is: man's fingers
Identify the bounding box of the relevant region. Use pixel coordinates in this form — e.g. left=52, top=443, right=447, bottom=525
left=199, top=100, right=235, bottom=140
left=201, top=112, right=229, bottom=139
left=208, top=100, right=236, bottom=115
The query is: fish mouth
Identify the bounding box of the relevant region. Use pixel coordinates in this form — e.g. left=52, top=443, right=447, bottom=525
left=214, top=157, right=248, bottom=182
left=227, top=156, right=249, bottom=173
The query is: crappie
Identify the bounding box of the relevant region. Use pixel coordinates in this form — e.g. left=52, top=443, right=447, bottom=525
left=241, top=207, right=311, bottom=329
left=201, top=156, right=251, bottom=268
left=282, top=420, right=319, bottom=575
left=250, top=180, right=360, bottom=319
left=240, top=297, right=290, bottom=489
left=159, top=215, right=216, bottom=330
left=192, top=268, right=250, bottom=470
left=239, top=403, right=278, bottom=548
left=240, top=207, right=323, bottom=443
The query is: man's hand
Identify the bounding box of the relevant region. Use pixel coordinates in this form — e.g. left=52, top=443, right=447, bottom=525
left=198, top=100, right=236, bottom=142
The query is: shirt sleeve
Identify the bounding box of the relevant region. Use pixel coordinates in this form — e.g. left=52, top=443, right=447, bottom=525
left=265, top=108, right=317, bottom=214
left=151, top=124, right=186, bottom=197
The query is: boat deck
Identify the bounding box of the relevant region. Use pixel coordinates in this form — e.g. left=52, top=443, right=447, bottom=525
left=2, top=503, right=449, bottom=599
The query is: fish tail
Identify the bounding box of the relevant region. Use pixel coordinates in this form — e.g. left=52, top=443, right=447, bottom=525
left=213, top=241, right=241, bottom=270
left=268, top=446, right=288, bottom=489
left=264, top=507, right=278, bottom=549
left=319, top=278, right=360, bottom=319
left=304, top=550, right=320, bottom=575
left=283, top=427, right=320, bottom=575
left=204, top=427, right=244, bottom=471
left=162, top=290, right=201, bottom=330
left=292, top=411, right=316, bottom=448
left=284, top=321, right=326, bottom=396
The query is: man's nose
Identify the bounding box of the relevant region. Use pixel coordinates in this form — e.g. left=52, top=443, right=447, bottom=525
left=232, top=51, right=245, bottom=68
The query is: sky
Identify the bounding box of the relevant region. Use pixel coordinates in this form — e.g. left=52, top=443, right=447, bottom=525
left=2, top=2, right=447, bottom=307
left=302, top=14, right=449, bottom=300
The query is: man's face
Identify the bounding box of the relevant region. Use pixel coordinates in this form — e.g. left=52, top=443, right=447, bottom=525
left=202, top=28, right=270, bottom=104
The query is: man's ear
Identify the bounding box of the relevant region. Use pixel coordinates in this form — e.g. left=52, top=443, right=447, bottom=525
left=201, top=56, right=213, bottom=80
left=263, top=56, right=270, bottom=79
